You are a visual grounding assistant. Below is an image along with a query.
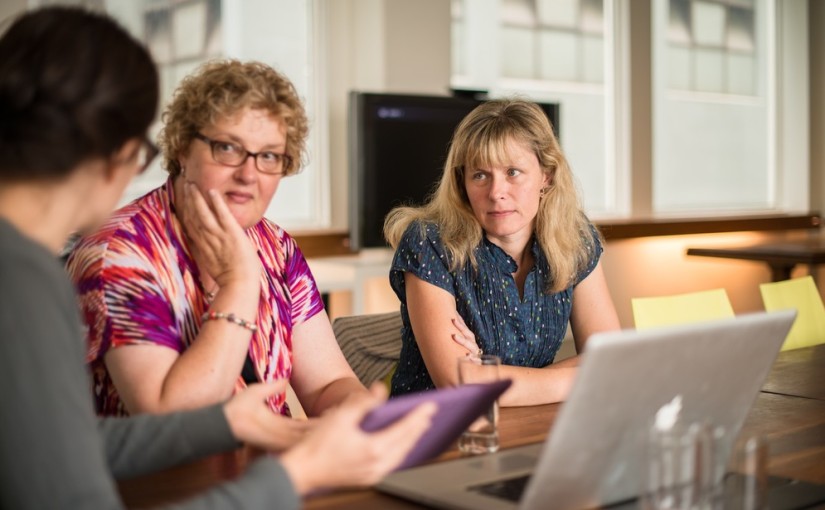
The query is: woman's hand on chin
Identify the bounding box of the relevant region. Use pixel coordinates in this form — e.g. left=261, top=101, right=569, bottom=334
left=179, top=181, right=261, bottom=291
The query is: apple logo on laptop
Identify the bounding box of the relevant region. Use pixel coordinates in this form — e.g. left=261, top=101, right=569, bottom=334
left=654, top=395, right=683, bottom=432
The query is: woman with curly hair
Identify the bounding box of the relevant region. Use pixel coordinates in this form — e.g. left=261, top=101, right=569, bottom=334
left=68, top=60, right=365, bottom=425
left=384, top=98, right=620, bottom=406
left=1, top=8, right=434, bottom=508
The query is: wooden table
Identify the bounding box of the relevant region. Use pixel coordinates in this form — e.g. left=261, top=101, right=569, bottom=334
left=763, top=344, right=825, bottom=401
left=686, top=238, right=825, bottom=282
left=119, top=348, right=825, bottom=509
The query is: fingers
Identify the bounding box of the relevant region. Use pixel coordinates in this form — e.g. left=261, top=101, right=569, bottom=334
left=368, top=381, right=389, bottom=400
left=183, top=181, right=221, bottom=233
left=451, top=315, right=472, bottom=336
left=178, top=182, right=260, bottom=288
left=243, top=379, right=288, bottom=401
left=277, top=414, right=314, bottom=434
left=334, top=383, right=385, bottom=422
left=451, top=332, right=476, bottom=352
left=205, top=188, right=244, bottom=233
left=368, top=401, right=437, bottom=471
left=451, top=316, right=481, bottom=355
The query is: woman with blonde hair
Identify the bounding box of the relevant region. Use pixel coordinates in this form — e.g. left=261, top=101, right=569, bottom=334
left=68, top=60, right=365, bottom=422
left=384, top=98, right=619, bottom=406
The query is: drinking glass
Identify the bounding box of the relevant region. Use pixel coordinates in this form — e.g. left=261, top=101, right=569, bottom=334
left=457, top=354, right=501, bottom=454
left=642, top=421, right=726, bottom=510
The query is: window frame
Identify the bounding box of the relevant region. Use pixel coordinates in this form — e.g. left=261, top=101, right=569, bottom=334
left=451, top=0, right=810, bottom=220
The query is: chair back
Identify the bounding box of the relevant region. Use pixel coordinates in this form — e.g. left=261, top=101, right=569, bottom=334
left=632, top=288, right=734, bottom=330
left=760, top=275, right=825, bottom=351
left=332, top=311, right=403, bottom=387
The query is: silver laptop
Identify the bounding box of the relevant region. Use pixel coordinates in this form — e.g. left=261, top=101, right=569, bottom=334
left=377, top=310, right=796, bottom=510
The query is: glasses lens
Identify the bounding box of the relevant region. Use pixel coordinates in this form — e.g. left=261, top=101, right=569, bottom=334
left=256, top=156, right=281, bottom=174
left=212, top=143, right=246, bottom=166
left=260, top=155, right=291, bottom=175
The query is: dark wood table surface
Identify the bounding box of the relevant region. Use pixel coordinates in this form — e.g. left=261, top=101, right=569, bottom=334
left=687, top=238, right=825, bottom=281
left=118, top=346, right=825, bottom=509
left=763, top=344, right=825, bottom=401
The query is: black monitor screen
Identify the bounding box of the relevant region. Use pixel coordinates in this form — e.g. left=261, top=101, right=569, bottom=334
left=348, top=92, right=560, bottom=250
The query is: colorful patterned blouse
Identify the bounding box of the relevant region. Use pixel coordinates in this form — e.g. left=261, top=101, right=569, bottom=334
left=389, top=221, right=602, bottom=396
left=66, top=180, right=323, bottom=416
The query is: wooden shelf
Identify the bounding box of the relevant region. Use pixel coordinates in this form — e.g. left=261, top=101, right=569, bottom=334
left=597, top=214, right=821, bottom=240
left=294, top=214, right=823, bottom=257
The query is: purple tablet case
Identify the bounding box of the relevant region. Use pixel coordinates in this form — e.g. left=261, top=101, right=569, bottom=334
left=360, top=379, right=512, bottom=470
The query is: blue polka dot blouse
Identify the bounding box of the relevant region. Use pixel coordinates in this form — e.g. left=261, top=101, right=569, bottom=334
left=389, top=221, right=602, bottom=397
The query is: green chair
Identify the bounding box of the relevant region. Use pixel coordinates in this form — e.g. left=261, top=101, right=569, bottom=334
left=632, top=288, right=734, bottom=330
left=760, top=275, right=825, bottom=351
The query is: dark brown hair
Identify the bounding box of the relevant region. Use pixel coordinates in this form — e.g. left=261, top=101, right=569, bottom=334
left=0, top=7, right=158, bottom=181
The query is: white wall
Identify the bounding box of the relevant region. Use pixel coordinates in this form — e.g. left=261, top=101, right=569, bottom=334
left=811, top=1, right=825, bottom=214
left=0, top=0, right=25, bottom=28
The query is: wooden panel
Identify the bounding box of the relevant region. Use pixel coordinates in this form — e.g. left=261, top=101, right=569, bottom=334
left=291, top=230, right=353, bottom=258
left=291, top=215, right=822, bottom=258
left=598, top=214, right=821, bottom=240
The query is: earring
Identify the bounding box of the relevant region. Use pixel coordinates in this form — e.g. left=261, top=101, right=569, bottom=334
left=539, top=186, right=549, bottom=197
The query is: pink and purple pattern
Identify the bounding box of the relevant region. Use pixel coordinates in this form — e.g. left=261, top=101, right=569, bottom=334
left=67, top=180, right=323, bottom=416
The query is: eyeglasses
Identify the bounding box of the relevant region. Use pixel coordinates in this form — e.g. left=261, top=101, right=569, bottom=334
left=136, top=138, right=159, bottom=175
left=194, top=133, right=291, bottom=175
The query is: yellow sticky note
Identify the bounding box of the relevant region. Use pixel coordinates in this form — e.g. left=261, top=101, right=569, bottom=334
left=760, top=276, right=825, bottom=351
left=632, top=289, right=734, bottom=330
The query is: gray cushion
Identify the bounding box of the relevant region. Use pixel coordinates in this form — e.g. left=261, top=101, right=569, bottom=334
left=332, top=311, right=402, bottom=386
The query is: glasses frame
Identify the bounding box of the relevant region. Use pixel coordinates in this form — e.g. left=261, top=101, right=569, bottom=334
left=194, top=132, right=291, bottom=175
left=136, top=137, right=159, bottom=175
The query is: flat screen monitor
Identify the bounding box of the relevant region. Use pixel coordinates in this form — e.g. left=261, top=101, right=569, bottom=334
left=348, top=92, right=560, bottom=250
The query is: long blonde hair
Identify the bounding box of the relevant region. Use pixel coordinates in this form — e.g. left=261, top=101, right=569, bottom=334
left=384, top=98, right=597, bottom=293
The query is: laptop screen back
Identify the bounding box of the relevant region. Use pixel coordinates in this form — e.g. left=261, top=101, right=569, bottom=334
left=521, top=310, right=795, bottom=509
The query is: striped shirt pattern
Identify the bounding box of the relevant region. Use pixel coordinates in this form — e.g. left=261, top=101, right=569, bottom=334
left=67, top=180, right=323, bottom=416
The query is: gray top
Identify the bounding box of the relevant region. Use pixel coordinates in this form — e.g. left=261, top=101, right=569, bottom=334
left=0, top=218, right=299, bottom=510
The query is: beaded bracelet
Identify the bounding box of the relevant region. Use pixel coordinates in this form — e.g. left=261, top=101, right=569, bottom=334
left=201, top=311, right=258, bottom=332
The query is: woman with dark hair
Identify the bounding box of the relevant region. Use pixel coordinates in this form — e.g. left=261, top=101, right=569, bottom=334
left=384, top=99, right=620, bottom=406
left=67, top=59, right=365, bottom=419
left=0, top=7, right=433, bottom=509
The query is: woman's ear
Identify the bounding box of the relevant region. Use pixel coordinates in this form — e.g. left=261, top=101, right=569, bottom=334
left=543, top=169, right=554, bottom=188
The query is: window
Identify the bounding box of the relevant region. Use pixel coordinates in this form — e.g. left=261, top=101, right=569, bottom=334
left=453, top=0, right=809, bottom=218
left=29, top=0, right=330, bottom=230
left=500, top=0, right=604, bottom=83
left=651, top=0, right=808, bottom=215
left=106, top=0, right=225, bottom=204
left=667, top=0, right=756, bottom=95
left=144, top=0, right=223, bottom=104
left=451, top=0, right=620, bottom=216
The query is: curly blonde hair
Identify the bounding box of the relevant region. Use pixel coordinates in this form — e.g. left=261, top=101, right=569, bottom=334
left=158, top=59, right=308, bottom=177
left=384, top=98, right=598, bottom=293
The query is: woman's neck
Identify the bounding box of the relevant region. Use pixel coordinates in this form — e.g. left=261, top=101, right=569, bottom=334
left=0, top=159, right=107, bottom=254
left=485, top=232, right=532, bottom=268
left=485, top=232, right=535, bottom=299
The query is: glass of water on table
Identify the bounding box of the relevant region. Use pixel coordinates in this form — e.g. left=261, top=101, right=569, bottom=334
left=457, top=354, right=502, bottom=454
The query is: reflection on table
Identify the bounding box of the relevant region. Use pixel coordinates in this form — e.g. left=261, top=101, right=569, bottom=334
left=118, top=345, right=825, bottom=509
